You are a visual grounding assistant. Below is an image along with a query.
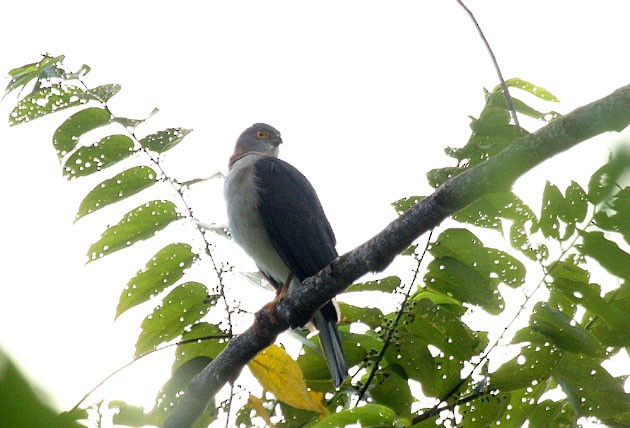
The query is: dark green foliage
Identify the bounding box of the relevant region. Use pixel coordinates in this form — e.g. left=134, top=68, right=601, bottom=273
left=4, top=55, right=630, bottom=428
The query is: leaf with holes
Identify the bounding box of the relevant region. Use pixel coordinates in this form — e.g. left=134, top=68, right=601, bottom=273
left=10, top=84, right=86, bottom=126
left=116, top=243, right=197, bottom=318
left=63, top=134, right=134, bottom=179
left=4, top=54, right=65, bottom=97
left=310, top=404, right=396, bottom=428
left=76, top=166, right=157, bottom=221
left=530, top=302, right=603, bottom=357
left=173, top=322, right=229, bottom=372
left=391, top=196, right=424, bottom=215
left=87, top=200, right=180, bottom=262
left=490, top=342, right=562, bottom=392
left=135, top=282, right=215, bottom=356
left=345, top=276, right=401, bottom=293
left=503, top=78, right=559, bottom=102
left=140, top=128, right=192, bottom=153
left=84, top=84, right=121, bottom=103
left=53, top=107, right=112, bottom=160
left=554, top=352, right=630, bottom=420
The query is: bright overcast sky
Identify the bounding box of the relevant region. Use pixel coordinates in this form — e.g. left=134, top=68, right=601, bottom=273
left=1, top=0, right=629, bottom=417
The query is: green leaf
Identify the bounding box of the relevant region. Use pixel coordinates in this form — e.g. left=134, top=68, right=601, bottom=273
left=554, top=352, right=630, bottom=420
left=494, top=382, right=548, bottom=428
left=549, top=260, right=626, bottom=336
left=562, top=181, right=588, bottom=224
left=116, top=243, right=197, bottom=318
left=109, top=401, right=150, bottom=427
left=385, top=331, right=435, bottom=394
left=53, top=107, right=112, bottom=160
left=594, top=187, right=630, bottom=245
left=84, top=84, right=121, bottom=103
left=76, top=166, right=157, bottom=221
left=173, top=322, right=229, bottom=372
left=152, top=357, right=217, bottom=428
left=426, top=228, right=524, bottom=313
left=454, top=192, right=537, bottom=233
left=310, top=404, right=396, bottom=428
left=140, top=128, right=192, bottom=153
left=9, top=84, right=86, bottom=126
left=62, top=134, right=134, bottom=178
left=87, top=200, right=181, bottom=262
left=427, top=166, right=464, bottom=188
left=459, top=392, right=511, bottom=428
left=539, top=182, right=563, bottom=239
left=587, top=149, right=630, bottom=204
left=405, top=298, right=474, bottom=360
left=345, top=276, right=401, bottom=293
left=579, top=230, right=630, bottom=280
left=589, top=282, right=630, bottom=347
left=490, top=342, right=562, bottom=392
left=391, top=196, right=424, bottom=215
left=530, top=302, right=603, bottom=357
left=135, top=282, right=215, bottom=356
left=4, top=54, right=65, bottom=97
left=369, top=365, right=413, bottom=418
left=503, top=78, right=560, bottom=102
left=338, top=302, right=383, bottom=329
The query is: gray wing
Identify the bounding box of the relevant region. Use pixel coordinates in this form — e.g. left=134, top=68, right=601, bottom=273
left=254, top=156, right=337, bottom=282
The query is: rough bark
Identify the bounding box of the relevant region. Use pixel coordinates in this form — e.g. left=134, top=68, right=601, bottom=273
left=163, top=84, right=630, bottom=428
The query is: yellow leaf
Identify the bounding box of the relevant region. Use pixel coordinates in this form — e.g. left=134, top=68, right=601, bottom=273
left=247, top=394, right=275, bottom=428
left=249, top=345, right=323, bottom=413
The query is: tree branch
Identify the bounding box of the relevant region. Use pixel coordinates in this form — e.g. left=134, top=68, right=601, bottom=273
left=162, top=84, right=630, bottom=428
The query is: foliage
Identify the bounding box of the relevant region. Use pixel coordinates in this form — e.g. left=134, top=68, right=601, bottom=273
left=3, top=55, right=630, bottom=427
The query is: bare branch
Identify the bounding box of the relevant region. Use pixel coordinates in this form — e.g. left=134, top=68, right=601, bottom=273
left=162, top=84, right=630, bottom=428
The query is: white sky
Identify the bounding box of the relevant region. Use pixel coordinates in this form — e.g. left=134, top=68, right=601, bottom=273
left=1, top=0, right=629, bottom=422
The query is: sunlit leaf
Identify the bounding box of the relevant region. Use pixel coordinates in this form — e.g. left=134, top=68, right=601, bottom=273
left=87, top=200, right=181, bottom=262
left=76, top=166, right=157, bottom=220
left=503, top=78, right=560, bottom=102
left=562, top=181, right=588, bottom=224
left=140, top=128, right=192, bottom=153
left=530, top=302, right=603, bottom=357
left=345, top=276, right=401, bottom=293
left=135, top=282, right=215, bottom=356
left=453, top=192, right=537, bottom=233
left=63, top=134, right=134, bottom=179
left=53, top=107, right=112, bottom=160
left=310, top=404, right=396, bottom=428
left=9, top=84, right=86, bottom=126
left=249, top=345, right=325, bottom=413
left=116, top=243, right=197, bottom=318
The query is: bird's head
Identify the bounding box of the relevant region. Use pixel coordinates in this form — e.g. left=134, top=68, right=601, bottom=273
left=229, top=123, right=282, bottom=166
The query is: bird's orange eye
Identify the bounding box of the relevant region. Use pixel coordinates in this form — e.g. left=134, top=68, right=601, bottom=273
left=256, top=130, right=268, bottom=139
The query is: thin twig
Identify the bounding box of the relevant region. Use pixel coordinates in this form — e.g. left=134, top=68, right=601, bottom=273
left=455, top=0, right=520, bottom=128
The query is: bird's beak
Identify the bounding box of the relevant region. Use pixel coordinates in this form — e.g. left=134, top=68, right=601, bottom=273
left=272, top=136, right=283, bottom=147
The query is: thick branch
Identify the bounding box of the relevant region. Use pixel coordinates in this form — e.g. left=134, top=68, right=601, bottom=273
left=162, top=84, right=630, bottom=428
